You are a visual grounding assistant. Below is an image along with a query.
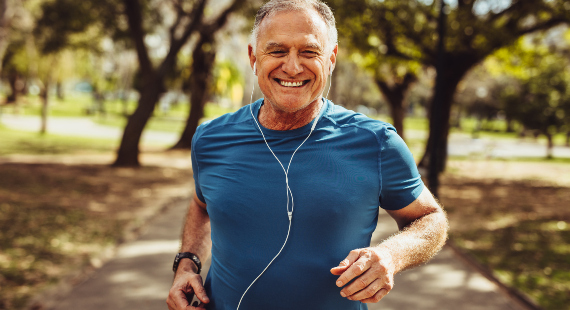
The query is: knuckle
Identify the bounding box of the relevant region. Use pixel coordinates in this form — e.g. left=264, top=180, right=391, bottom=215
left=357, top=277, right=368, bottom=288
left=365, top=287, right=376, bottom=298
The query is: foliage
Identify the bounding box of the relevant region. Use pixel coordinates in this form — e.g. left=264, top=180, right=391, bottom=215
left=486, top=35, right=570, bottom=155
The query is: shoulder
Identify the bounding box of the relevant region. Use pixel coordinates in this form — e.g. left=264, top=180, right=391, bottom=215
left=323, top=101, right=397, bottom=142
left=194, top=103, right=255, bottom=142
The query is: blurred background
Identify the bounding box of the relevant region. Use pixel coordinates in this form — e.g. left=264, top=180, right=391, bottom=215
left=1, top=0, right=570, bottom=309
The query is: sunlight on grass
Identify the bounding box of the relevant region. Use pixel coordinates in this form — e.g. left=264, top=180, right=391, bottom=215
left=0, top=125, right=117, bottom=155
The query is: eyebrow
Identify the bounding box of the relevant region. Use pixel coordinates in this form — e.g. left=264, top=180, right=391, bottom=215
left=263, top=42, right=324, bottom=51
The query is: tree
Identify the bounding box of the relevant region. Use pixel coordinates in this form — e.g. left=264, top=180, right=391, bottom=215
left=330, top=0, right=570, bottom=172
left=171, top=0, right=247, bottom=149
left=489, top=36, right=570, bottom=158
left=347, top=50, right=420, bottom=139
left=34, top=0, right=246, bottom=166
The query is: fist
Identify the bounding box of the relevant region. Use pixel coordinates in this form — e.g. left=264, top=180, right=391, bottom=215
left=330, top=248, right=395, bottom=303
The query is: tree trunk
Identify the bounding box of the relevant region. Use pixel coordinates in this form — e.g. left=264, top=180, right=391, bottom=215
left=375, top=73, right=416, bottom=141
left=546, top=133, right=553, bottom=159
left=6, top=70, right=17, bottom=103
left=171, top=35, right=217, bottom=150
left=0, top=0, right=10, bottom=75
left=419, top=68, right=468, bottom=173
left=113, top=74, right=163, bottom=166
left=40, top=85, right=49, bottom=134
left=566, top=131, right=569, bottom=147
left=56, top=80, right=64, bottom=100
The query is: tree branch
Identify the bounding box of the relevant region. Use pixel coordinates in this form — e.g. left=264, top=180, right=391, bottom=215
left=202, top=0, right=246, bottom=35
left=123, top=0, right=153, bottom=76
left=159, top=0, right=208, bottom=75
left=517, top=17, right=568, bottom=36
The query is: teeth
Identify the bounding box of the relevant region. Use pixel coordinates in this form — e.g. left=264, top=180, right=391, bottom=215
left=280, top=80, right=303, bottom=87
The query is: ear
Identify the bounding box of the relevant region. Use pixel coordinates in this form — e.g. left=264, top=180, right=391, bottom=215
left=329, top=44, right=338, bottom=75
left=248, top=44, right=257, bottom=74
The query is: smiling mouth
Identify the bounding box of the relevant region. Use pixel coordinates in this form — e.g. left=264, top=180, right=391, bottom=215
left=274, top=78, right=310, bottom=88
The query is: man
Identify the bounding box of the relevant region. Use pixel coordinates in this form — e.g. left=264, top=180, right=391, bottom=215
left=167, top=0, right=448, bottom=309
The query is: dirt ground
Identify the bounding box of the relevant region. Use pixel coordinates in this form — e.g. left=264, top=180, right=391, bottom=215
left=0, top=152, right=194, bottom=310
left=442, top=160, right=570, bottom=310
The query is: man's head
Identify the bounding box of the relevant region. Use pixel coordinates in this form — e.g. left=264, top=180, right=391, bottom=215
left=248, top=0, right=338, bottom=113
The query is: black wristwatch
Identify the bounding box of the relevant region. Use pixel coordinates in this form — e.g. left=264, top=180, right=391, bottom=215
left=173, top=252, right=202, bottom=274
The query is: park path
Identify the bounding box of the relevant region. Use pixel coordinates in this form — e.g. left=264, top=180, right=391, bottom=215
left=0, top=114, right=178, bottom=146
left=3, top=114, right=570, bottom=158
left=45, top=198, right=528, bottom=310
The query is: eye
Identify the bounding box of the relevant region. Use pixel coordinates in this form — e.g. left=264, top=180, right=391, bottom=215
left=302, top=51, right=318, bottom=57
left=269, top=51, right=287, bottom=57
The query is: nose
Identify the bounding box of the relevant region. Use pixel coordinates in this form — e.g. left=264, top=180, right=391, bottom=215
left=281, top=52, right=304, bottom=76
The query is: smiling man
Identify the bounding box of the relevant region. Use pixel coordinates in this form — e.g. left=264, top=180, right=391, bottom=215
left=167, top=1, right=448, bottom=310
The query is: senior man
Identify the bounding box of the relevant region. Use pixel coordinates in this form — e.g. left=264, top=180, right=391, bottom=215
left=167, top=0, right=448, bottom=309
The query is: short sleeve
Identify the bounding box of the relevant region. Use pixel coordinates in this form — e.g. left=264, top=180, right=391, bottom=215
left=191, top=126, right=206, bottom=204
left=378, top=126, right=424, bottom=210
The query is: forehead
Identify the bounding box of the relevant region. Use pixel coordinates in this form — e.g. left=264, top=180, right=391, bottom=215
left=257, top=8, right=329, bottom=49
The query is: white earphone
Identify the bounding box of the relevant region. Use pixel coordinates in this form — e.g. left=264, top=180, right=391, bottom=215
left=238, top=62, right=333, bottom=309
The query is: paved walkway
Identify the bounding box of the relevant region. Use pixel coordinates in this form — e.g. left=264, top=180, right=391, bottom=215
left=46, top=199, right=527, bottom=310
left=2, top=114, right=570, bottom=158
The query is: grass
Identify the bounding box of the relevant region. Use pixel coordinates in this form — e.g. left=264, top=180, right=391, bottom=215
left=0, top=124, right=117, bottom=155
left=92, top=102, right=235, bottom=132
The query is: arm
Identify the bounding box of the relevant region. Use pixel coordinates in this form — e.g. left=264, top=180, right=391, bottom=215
left=167, top=193, right=212, bottom=310
left=330, top=187, right=448, bottom=303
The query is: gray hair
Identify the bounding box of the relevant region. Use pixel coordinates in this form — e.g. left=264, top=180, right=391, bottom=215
left=250, top=0, right=338, bottom=53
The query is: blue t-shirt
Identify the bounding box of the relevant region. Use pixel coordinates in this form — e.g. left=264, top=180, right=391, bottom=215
left=191, top=98, right=424, bottom=310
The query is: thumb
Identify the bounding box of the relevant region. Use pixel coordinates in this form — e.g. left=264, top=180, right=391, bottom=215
left=330, top=249, right=361, bottom=275
left=330, top=264, right=348, bottom=275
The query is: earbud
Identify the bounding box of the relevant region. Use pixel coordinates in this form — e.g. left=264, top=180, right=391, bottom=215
left=329, top=63, right=333, bottom=75
left=253, top=63, right=257, bottom=76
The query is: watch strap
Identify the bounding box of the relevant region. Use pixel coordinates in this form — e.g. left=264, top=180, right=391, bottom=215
left=173, top=252, right=202, bottom=274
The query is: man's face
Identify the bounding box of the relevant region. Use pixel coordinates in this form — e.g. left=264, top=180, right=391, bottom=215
left=249, top=9, right=337, bottom=113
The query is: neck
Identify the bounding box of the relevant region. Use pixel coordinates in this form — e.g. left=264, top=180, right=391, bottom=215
left=258, top=98, right=324, bottom=131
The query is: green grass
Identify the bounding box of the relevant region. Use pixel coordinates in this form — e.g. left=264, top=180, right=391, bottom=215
left=93, top=102, right=235, bottom=133
left=0, top=124, right=117, bottom=155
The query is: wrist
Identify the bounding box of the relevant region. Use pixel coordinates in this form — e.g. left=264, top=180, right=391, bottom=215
left=178, top=258, right=200, bottom=274
left=173, top=252, right=202, bottom=274
left=372, top=245, right=397, bottom=274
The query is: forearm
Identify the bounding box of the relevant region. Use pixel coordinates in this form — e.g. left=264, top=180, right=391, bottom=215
left=377, top=208, right=448, bottom=273
left=178, top=195, right=212, bottom=274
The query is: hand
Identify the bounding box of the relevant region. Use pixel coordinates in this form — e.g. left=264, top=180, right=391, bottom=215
left=330, top=247, right=395, bottom=303
left=167, top=264, right=209, bottom=310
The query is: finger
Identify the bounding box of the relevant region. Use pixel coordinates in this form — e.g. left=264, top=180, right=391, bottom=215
left=340, top=268, right=378, bottom=297
left=336, top=254, right=372, bottom=288
left=361, top=287, right=390, bottom=303
left=344, top=278, right=383, bottom=300
left=172, top=289, right=191, bottom=309
left=339, top=249, right=361, bottom=268
left=189, top=276, right=210, bottom=304
left=340, top=268, right=377, bottom=298
left=330, top=264, right=349, bottom=275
